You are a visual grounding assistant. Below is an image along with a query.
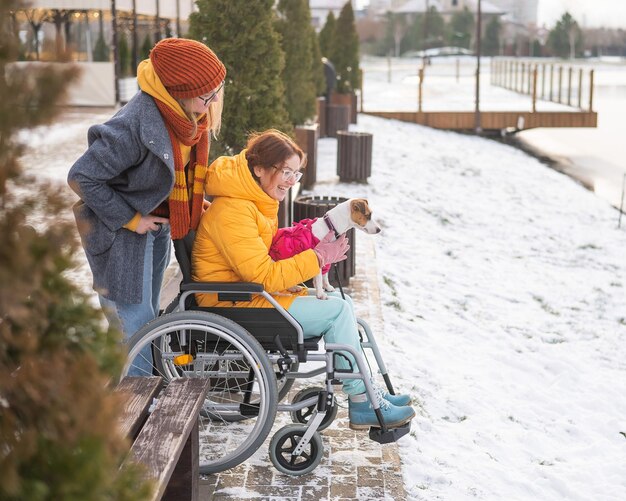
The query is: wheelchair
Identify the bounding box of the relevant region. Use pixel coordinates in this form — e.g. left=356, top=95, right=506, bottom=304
left=121, top=231, right=410, bottom=476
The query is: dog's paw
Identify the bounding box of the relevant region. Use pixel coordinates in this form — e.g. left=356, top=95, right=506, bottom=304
left=316, top=292, right=329, bottom=300
left=324, top=284, right=335, bottom=292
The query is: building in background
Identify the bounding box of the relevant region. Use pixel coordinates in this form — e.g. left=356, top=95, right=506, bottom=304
left=366, top=0, right=504, bottom=21
left=13, top=0, right=197, bottom=106
left=487, top=0, right=542, bottom=56
left=15, top=0, right=196, bottom=63
left=310, top=0, right=356, bottom=29
left=486, top=0, right=538, bottom=27
left=438, top=0, right=504, bottom=19
left=362, top=0, right=544, bottom=56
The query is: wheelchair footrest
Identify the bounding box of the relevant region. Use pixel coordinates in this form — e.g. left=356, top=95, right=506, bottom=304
left=368, top=422, right=411, bottom=444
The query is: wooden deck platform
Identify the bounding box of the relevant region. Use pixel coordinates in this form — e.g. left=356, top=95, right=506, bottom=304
left=363, top=110, right=597, bottom=132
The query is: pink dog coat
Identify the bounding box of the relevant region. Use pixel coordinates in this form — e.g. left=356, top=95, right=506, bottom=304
left=269, top=218, right=331, bottom=274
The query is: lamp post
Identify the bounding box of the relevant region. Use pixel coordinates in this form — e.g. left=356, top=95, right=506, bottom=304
left=155, top=0, right=161, bottom=42
left=474, top=0, right=482, bottom=133
left=176, top=0, right=181, bottom=37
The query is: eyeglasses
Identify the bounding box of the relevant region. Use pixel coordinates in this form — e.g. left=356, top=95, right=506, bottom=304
left=273, top=166, right=303, bottom=183
left=197, top=81, right=225, bottom=106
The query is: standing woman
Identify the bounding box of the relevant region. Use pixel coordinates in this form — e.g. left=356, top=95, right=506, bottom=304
left=68, top=38, right=226, bottom=375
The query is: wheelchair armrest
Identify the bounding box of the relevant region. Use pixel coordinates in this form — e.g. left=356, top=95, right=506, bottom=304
left=179, top=281, right=264, bottom=293
left=180, top=281, right=264, bottom=303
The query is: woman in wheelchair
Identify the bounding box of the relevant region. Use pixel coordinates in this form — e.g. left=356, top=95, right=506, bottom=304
left=191, top=129, right=415, bottom=430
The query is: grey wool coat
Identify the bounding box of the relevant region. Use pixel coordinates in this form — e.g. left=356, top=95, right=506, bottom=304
left=68, top=91, right=176, bottom=304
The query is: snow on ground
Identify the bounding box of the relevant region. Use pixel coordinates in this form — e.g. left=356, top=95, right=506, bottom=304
left=20, top=57, right=626, bottom=500
left=312, top=115, right=626, bottom=500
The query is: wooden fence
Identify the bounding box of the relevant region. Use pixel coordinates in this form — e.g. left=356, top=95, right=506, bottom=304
left=490, top=58, right=595, bottom=112
left=364, top=110, right=597, bottom=131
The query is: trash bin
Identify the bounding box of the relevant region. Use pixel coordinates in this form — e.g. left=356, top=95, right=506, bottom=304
left=330, top=92, right=358, bottom=124
left=295, top=124, right=318, bottom=190
left=316, top=97, right=327, bottom=139
left=326, top=104, right=350, bottom=138
left=337, top=131, right=372, bottom=182
left=293, top=195, right=356, bottom=286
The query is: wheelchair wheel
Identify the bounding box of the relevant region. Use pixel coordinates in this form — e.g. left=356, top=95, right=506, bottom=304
left=123, top=310, right=278, bottom=474
left=290, top=386, right=337, bottom=431
left=269, top=424, right=324, bottom=476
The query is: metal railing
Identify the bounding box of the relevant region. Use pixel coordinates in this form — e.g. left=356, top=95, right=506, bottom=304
left=490, top=58, right=595, bottom=112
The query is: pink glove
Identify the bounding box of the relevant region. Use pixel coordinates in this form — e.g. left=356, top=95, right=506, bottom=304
left=313, top=232, right=350, bottom=267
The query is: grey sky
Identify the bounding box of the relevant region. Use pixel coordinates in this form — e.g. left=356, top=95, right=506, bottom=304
left=538, top=0, right=626, bottom=28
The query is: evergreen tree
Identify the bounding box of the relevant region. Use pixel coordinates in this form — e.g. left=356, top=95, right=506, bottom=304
left=318, top=11, right=336, bottom=59
left=276, top=0, right=317, bottom=125
left=447, top=6, right=474, bottom=49
left=547, top=12, right=583, bottom=58
left=423, top=7, right=446, bottom=49
left=333, top=1, right=360, bottom=94
left=140, top=33, right=153, bottom=61
left=93, top=32, right=109, bottom=62
left=189, top=0, right=291, bottom=155
left=402, top=13, right=423, bottom=53
left=483, top=15, right=501, bottom=56
left=118, top=30, right=130, bottom=76
left=403, top=9, right=446, bottom=53
left=310, top=29, right=326, bottom=96
left=0, top=1, right=151, bottom=500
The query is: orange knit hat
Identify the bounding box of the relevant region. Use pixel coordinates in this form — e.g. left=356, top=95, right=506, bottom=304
left=150, top=38, right=226, bottom=99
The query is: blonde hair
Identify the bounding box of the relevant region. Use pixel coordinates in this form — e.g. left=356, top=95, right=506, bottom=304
left=178, top=85, right=225, bottom=139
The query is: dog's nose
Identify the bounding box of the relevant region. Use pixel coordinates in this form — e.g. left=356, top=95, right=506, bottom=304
left=375, top=227, right=381, bottom=234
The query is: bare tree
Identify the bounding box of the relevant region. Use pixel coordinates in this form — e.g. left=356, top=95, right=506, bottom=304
left=23, top=9, right=50, bottom=60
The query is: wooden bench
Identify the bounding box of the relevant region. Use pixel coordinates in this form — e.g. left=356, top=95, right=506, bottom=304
left=116, top=376, right=210, bottom=501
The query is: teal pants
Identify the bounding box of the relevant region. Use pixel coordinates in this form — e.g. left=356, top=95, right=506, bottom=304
left=287, top=290, right=366, bottom=395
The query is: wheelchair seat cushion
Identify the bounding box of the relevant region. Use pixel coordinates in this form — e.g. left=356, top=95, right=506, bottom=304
left=195, top=306, right=320, bottom=352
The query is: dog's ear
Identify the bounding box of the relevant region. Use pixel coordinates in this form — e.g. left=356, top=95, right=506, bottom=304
left=351, top=199, right=370, bottom=216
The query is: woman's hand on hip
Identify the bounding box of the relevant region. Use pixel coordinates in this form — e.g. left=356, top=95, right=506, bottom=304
left=135, top=215, right=169, bottom=234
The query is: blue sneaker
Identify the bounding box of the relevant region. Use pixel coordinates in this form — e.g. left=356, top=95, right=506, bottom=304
left=348, top=392, right=415, bottom=430
left=372, top=381, right=412, bottom=407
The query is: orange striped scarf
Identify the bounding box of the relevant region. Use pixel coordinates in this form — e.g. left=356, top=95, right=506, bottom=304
left=154, top=101, right=209, bottom=240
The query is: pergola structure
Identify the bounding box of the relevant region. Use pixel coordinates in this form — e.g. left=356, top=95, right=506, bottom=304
left=16, top=1, right=196, bottom=62
left=13, top=0, right=197, bottom=105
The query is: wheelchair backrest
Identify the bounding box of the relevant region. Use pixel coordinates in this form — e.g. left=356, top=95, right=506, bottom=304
left=173, top=231, right=196, bottom=284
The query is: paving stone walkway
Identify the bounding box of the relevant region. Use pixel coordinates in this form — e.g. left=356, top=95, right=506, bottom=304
left=195, top=233, right=409, bottom=500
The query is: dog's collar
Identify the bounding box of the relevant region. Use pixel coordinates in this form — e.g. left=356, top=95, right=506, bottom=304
left=323, top=214, right=340, bottom=239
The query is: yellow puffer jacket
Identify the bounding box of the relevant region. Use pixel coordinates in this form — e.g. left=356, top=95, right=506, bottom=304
left=191, top=150, right=320, bottom=308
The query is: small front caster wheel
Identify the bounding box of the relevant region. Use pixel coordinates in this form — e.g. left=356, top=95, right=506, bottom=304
left=269, top=424, right=324, bottom=476
left=290, top=386, right=338, bottom=431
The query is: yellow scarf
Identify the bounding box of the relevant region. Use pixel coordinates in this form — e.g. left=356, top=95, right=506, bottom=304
left=137, top=60, right=208, bottom=239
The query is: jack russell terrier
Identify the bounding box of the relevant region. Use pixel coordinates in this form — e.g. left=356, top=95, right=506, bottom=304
left=270, top=198, right=381, bottom=299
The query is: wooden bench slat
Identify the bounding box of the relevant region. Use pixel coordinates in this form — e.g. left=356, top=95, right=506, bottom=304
left=116, top=376, right=163, bottom=439
left=126, top=378, right=210, bottom=501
